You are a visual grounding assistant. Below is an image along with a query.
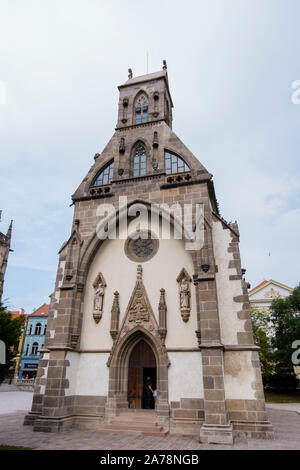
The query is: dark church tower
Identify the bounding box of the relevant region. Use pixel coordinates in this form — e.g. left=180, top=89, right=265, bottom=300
left=25, top=64, right=273, bottom=444
left=0, top=213, right=13, bottom=302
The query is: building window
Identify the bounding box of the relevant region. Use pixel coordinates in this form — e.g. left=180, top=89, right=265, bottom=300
left=31, top=342, right=39, bottom=355
left=29, top=324, right=32, bottom=335
left=25, top=344, right=29, bottom=356
left=133, top=142, right=147, bottom=177
left=135, top=96, right=148, bottom=124
left=44, top=325, right=47, bottom=335
left=35, top=323, right=42, bottom=335
left=164, top=150, right=190, bottom=175
left=92, top=160, right=114, bottom=187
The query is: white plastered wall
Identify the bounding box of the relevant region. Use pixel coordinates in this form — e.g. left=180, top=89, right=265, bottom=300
left=80, top=219, right=198, bottom=350
left=65, top=351, right=109, bottom=396
left=224, top=351, right=256, bottom=399
left=168, top=352, right=203, bottom=401
left=212, top=220, right=245, bottom=345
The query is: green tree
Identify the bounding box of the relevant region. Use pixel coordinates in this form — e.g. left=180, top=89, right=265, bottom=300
left=269, top=285, right=300, bottom=390
left=0, top=303, right=25, bottom=384
left=250, top=307, right=274, bottom=385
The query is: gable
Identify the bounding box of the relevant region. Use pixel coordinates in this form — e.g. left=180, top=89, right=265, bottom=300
left=249, top=280, right=293, bottom=301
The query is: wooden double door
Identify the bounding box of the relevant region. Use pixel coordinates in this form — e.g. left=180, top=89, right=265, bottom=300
left=128, top=340, right=157, bottom=409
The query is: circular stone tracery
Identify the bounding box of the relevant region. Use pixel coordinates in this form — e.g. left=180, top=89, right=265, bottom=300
left=125, top=231, right=159, bottom=262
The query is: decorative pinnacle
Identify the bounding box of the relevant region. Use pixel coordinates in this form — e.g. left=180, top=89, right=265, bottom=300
left=128, top=68, right=133, bottom=79
left=162, top=60, right=167, bottom=70
left=137, top=264, right=143, bottom=280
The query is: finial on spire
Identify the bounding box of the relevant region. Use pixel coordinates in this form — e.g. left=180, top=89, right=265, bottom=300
left=162, top=60, right=167, bottom=70
left=128, top=68, right=133, bottom=79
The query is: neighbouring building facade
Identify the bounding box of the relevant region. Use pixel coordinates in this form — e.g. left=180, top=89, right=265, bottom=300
left=248, top=280, right=293, bottom=312
left=19, top=304, right=49, bottom=379
left=0, top=211, right=12, bottom=302
left=25, top=65, right=274, bottom=443
left=9, top=309, right=26, bottom=378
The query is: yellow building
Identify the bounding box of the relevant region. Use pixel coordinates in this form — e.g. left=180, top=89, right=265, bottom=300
left=9, top=309, right=27, bottom=378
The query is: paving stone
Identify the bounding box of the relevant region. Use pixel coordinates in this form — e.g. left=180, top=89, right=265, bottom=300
left=0, top=409, right=299, bottom=450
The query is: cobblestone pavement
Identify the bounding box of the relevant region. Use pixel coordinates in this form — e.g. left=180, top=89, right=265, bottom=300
left=0, top=391, right=33, bottom=415
left=0, top=409, right=299, bottom=450
left=266, top=403, right=300, bottom=414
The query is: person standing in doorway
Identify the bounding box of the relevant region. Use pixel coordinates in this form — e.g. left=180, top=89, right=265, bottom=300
left=144, top=376, right=154, bottom=409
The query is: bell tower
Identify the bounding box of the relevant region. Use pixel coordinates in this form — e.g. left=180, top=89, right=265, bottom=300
left=116, top=61, right=173, bottom=129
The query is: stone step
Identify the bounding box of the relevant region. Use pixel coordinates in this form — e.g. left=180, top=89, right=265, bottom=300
left=105, top=423, right=163, bottom=432
left=102, top=424, right=168, bottom=436
left=113, top=415, right=157, bottom=423
left=100, top=410, right=168, bottom=436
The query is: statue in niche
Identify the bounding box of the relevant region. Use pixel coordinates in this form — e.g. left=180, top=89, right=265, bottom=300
left=94, top=284, right=105, bottom=311
left=92, top=273, right=107, bottom=324
left=180, top=279, right=190, bottom=310
left=176, top=268, right=192, bottom=323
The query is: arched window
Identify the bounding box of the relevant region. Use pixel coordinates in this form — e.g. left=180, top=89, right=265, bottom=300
left=31, top=342, right=39, bottom=355
left=43, top=325, right=47, bottom=335
left=164, top=150, right=190, bottom=175
left=92, top=160, right=114, bottom=187
left=25, top=344, right=29, bottom=356
left=29, top=324, right=32, bottom=335
left=135, top=96, right=148, bottom=124
left=35, top=323, right=42, bottom=335
left=133, top=142, right=147, bottom=177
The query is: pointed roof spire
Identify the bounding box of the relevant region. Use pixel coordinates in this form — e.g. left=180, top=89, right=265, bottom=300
left=6, top=220, right=13, bottom=240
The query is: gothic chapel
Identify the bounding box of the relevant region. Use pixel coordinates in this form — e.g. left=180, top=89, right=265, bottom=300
left=25, top=63, right=274, bottom=444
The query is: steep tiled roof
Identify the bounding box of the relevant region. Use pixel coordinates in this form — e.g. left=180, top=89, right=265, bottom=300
left=30, top=304, right=49, bottom=317
left=10, top=310, right=26, bottom=320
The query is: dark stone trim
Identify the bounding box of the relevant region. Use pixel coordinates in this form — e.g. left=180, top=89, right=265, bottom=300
left=112, top=173, right=165, bottom=185
left=224, top=345, right=260, bottom=351
left=199, top=343, right=224, bottom=349
left=72, top=193, right=115, bottom=203
left=207, top=180, right=220, bottom=216
left=212, top=211, right=239, bottom=238
left=160, top=177, right=211, bottom=190
left=78, top=349, right=111, bottom=353
left=60, top=284, right=75, bottom=291
left=166, top=348, right=200, bottom=352
left=193, top=274, right=215, bottom=284
left=115, top=119, right=166, bottom=131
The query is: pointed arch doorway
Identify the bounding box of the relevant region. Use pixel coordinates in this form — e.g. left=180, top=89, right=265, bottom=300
left=128, top=340, right=156, bottom=409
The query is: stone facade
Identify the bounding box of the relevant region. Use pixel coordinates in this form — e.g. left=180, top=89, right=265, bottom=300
left=24, top=65, right=274, bottom=443
left=0, top=214, right=12, bottom=302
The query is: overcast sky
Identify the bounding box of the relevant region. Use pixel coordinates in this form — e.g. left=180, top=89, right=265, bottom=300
left=1, top=0, right=300, bottom=313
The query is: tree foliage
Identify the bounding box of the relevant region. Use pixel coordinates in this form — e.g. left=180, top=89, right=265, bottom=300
left=0, top=303, right=25, bottom=384
left=250, top=307, right=274, bottom=384
left=269, top=285, right=300, bottom=390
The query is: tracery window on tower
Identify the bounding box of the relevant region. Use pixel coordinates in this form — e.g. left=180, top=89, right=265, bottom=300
left=133, top=142, right=147, bottom=177
left=135, top=95, right=148, bottom=124
left=164, top=150, right=190, bottom=175
left=92, top=160, right=114, bottom=187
